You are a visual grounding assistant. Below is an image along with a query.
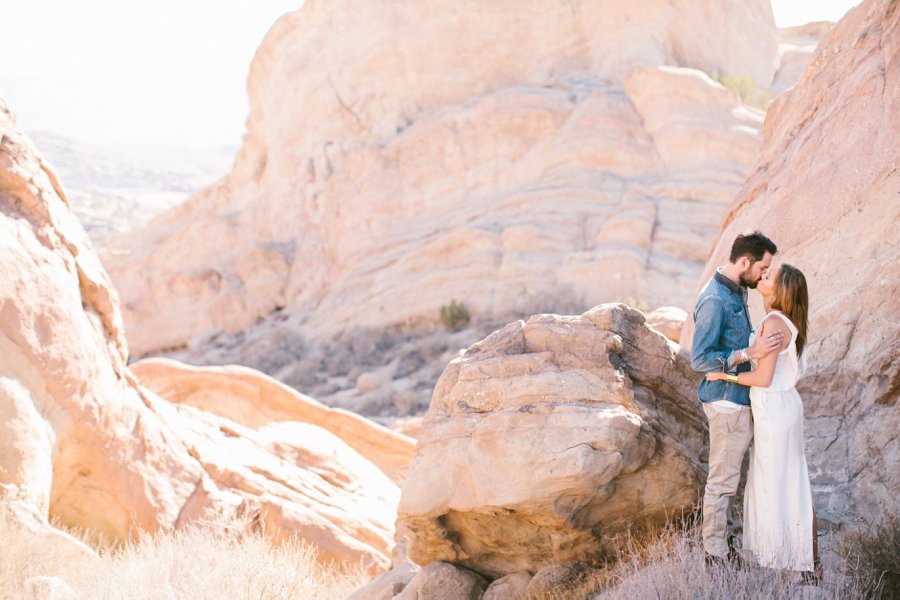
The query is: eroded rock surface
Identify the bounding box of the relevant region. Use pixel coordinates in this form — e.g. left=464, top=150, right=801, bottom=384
left=131, top=357, right=415, bottom=486
left=0, top=101, right=402, bottom=569
left=397, top=304, right=705, bottom=577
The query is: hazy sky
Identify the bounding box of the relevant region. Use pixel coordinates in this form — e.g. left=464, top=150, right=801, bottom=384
left=0, top=0, right=862, bottom=151
left=0, top=0, right=298, bottom=150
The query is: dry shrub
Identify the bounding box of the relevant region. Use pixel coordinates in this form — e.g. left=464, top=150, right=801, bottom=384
left=0, top=516, right=366, bottom=599
left=547, top=518, right=872, bottom=600
left=440, top=300, right=471, bottom=330
left=838, top=513, right=900, bottom=599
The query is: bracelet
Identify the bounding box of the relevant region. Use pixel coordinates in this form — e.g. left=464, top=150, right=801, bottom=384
left=740, top=348, right=749, bottom=363
left=725, top=374, right=739, bottom=383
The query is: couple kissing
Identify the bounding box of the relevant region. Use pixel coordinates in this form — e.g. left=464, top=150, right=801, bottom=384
left=691, top=230, right=821, bottom=586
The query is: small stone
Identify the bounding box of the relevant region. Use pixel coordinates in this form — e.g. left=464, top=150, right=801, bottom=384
left=23, top=576, right=75, bottom=600
left=483, top=571, right=532, bottom=600
left=395, top=561, right=488, bottom=600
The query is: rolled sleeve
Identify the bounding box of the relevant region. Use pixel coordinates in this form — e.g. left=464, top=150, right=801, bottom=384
left=726, top=349, right=740, bottom=370
left=691, top=296, right=731, bottom=373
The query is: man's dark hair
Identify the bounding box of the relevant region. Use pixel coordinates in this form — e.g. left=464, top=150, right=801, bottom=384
left=729, top=230, right=777, bottom=263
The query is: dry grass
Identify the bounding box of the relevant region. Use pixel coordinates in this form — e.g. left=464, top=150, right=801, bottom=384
left=838, top=513, right=900, bottom=599
left=541, top=519, right=872, bottom=600
left=5, top=513, right=895, bottom=599
left=0, top=517, right=366, bottom=600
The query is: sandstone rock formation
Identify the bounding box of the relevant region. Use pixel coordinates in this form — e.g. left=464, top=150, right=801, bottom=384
left=397, top=304, right=706, bottom=577
left=645, top=305, right=687, bottom=343
left=105, top=0, right=778, bottom=358
left=682, top=0, right=899, bottom=522
left=130, top=358, right=415, bottom=485
left=0, top=101, right=402, bottom=569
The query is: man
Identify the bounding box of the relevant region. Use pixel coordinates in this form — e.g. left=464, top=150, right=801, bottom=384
left=691, top=230, right=782, bottom=566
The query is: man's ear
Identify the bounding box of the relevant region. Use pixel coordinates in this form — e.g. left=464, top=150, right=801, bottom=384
left=735, top=256, right=749, bottom=270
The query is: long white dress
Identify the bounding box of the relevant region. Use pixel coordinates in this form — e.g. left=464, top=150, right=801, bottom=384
left=744, top=310, right=814, bottom=571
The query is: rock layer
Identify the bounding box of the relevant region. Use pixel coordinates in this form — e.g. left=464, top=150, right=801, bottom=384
left=397, top=304, right=706, bottom=577
left=0, top=101, right=402, bottom=569
left=683, top=0, right=899, bottom=521
left=105, top=0, right=777, bottom=357
left=130, top=357, right=415, bottom=485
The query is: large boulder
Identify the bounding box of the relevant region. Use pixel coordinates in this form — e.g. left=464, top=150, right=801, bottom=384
left=0, top=100, right=401, bottom=569
left=645, top=305, right=687, bottom=343
left=105, top=0, right=777, bottom=358
left=682, top=0, right=899, bottom=522
left=397, top=304, right=706, bottom=577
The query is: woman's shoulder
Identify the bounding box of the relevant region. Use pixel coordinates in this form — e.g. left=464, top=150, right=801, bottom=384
left=763, top=312, right=795, bottom=351
left=765, top=310, right=797, bottom=332
left=762, top=312, right=786, bottom=328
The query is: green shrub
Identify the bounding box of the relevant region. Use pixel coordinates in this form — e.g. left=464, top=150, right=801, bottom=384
left=440, top=300, right=471, bottom=329
left=710, top=71, right=774, bottom=110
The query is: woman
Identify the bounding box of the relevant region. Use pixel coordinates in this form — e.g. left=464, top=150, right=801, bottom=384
left=706, top=264, right=821, bottom=584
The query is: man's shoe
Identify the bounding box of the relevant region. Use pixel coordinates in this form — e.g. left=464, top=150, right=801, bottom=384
left=727, top=545, right=746, bottom=568
left=799, top=570, right=821, bottom=586
left=799, top=558, right=823, bottom=586
left=704, top=553, right=727, bottom=569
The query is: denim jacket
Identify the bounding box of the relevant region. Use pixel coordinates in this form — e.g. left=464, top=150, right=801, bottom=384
left=691, top=270, right=753, bottom=406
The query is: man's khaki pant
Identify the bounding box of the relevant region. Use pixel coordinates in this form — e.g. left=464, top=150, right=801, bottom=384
left=702, top=403, right=753, bottom=559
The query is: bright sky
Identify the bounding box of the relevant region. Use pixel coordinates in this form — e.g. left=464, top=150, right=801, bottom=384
left=770, top=0, right=862, bottom=27
left=0, top=0, right=299, bottom=150
left=0, top=0, right=862, bottom=151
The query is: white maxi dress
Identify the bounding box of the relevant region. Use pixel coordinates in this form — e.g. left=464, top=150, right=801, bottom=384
left=744, top=310, right=814, bottom=571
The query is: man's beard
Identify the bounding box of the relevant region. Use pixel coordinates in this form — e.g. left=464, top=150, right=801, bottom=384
left=739, top=270, right=759, bottom=289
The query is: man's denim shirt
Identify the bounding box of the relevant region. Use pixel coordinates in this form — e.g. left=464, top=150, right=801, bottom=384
left=691, top=269, right=753, bottom=406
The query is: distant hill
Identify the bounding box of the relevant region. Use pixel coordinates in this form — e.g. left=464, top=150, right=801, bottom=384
left=28, top=130, right=235, bottom=247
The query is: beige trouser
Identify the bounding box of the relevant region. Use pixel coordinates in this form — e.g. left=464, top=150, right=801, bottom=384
left=702, top=403, right=753, bottom=559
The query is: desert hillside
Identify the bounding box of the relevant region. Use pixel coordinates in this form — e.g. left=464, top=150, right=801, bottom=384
left=106, top=0, right=782, bottom=360
left=100, top=0, right=835, bottom=424
left=27, top=131, right=234, bottom=248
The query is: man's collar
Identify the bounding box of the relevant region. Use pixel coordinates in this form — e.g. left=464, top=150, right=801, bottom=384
left=714, top=267, right=745, bottom=294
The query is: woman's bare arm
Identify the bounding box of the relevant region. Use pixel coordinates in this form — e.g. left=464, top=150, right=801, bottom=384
left=707, top=315, right=790, bottom=388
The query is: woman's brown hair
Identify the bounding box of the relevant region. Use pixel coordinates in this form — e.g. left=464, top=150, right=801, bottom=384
left=773, top=263, right=809, bottom=356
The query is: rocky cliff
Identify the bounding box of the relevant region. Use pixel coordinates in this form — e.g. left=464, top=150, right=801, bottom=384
left=683, top=0, right=899, bottom=522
